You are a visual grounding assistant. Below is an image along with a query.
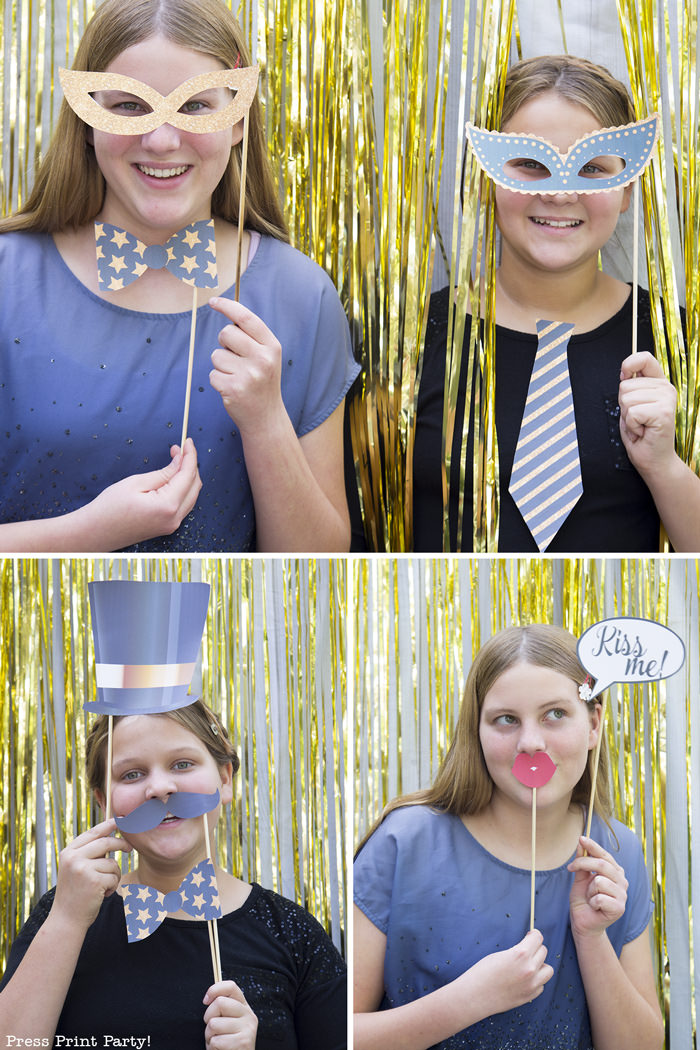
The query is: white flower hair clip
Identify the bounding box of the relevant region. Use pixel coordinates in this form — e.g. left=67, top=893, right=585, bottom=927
left=579, top=674, right=594, bottom=701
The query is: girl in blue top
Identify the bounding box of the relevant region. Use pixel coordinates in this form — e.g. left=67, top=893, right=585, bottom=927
left=0, top=0, right=359, bottom=553
left=353, top=624, right=663, bottom=1050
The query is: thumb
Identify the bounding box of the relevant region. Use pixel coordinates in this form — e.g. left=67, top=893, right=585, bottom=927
left=137, top=451, right=183, bottom=492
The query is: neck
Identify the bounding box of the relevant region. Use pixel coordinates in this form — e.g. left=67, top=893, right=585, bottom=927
left=96, top=205, right=213, bottom=246
left=479, top=788, right=581, bottom=868
left=496, top=251, right=604, bottom=331
left=131, top=846, right=215, bottom=894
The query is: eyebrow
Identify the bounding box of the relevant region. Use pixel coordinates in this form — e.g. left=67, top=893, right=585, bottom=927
left=112, top=746, right=204, bottom=770
left=483, top=696, right=576, bottom=714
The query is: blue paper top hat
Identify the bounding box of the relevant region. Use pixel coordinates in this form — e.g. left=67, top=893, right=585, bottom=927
left=85, top=581, right=210, bottom=715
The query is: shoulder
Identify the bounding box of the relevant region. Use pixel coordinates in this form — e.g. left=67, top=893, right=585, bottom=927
left=0, top=887, right=56, bottom=989
left=358, top=804, right=455, bottom=857
left=248, top=884, right=343, bottom=963
left=425, top=285, right=456, bottom=345
left=18, top=885, right=56, bottom=936
left=245, top=238, right=350, bottom=353
left=594, top=815, right=646, bottom=867
left=0, top=229, right=50, bottom=265
left=255, top=236, right=341, bottom=300
left=421, top=285, right=476, bottom=377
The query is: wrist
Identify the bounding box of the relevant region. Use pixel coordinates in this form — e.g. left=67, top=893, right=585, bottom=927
left=572, top=926, right=609, bottom=951
left=634, top=446, right=683, bottom=487
left=235, top=398, right=289, bottom=445
left=45, top=901, right=94, bottom=941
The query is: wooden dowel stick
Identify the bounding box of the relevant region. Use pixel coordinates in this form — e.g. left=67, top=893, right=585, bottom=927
left=530, top=786, right=536, bottom=932
left=180, top=282, right=199, bottom=448
left=105, top=715, right=114, bottom=821
left=632, top=179, right=640, bottom=357
left=234, top=113, right=251, bottom=304
left=211, top=914, right=222, bottom=981
left=203, top=813, right=222, bottom=983
left=585, top=695, right=608, bottom=843
left=207, top=918, right=217, bottom=972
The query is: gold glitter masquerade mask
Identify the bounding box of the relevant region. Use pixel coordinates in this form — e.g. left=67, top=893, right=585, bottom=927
left=465, top=114, right=658, bottom=194
left=58, top=65, right=259, bottom=135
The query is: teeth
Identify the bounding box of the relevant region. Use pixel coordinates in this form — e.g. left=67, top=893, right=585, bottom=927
left=137, top=165, right=189, bottom=179
left=532, top=218, right=582, bottom=228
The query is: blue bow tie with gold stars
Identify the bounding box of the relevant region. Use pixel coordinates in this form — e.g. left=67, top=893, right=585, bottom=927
left=94, top=219, right=218, bottom=292
left=121, top=857, right=222, bottom=942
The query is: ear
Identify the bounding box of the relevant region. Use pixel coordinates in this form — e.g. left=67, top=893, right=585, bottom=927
left=619, top=181, right=634, bottom=215
left=94, top=787, right=106, bottom=815
left=230, top=118, right=245, bottom=149
left=587, top=702, right=603, bottom=749
left=219, top=761, right=235, bottom=806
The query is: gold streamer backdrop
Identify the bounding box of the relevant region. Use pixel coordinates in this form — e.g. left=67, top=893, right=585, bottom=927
left=352, top=557, right=700, bottom=1045
left=1, top=0, right=697, bottom=553
left=0, top=557, right=347, bottom=970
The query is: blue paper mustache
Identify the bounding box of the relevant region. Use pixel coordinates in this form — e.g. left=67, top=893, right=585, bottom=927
left=114, top=789, right=220, bottom=833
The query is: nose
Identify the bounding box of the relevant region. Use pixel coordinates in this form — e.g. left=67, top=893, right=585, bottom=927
left=140, top=122, right=182, bottom=152
left=516, top=720, right=546, bottom=755
left=144, top=770, right=178, bottom=800
left=541, top=190, right=579, bottom=205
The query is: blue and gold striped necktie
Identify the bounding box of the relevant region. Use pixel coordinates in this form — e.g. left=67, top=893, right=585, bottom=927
left=508, top=319, right=583, bottom=551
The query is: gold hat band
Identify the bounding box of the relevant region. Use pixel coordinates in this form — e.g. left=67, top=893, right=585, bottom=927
left=95, top=662, right=196, bottom=689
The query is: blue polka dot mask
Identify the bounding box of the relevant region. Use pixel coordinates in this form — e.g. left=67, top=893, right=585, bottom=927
left=466, top=114, right=658, bottom=194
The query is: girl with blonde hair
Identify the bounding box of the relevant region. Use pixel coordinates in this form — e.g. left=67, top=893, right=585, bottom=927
left=354, top=624, right=663, bottom=1049
left=0, top=0, right=359, bottom=553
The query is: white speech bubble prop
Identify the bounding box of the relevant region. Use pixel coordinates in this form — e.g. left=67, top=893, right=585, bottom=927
left=578, top=616, right=685, bottom=845
left=577, top=616, right=685, bottom=699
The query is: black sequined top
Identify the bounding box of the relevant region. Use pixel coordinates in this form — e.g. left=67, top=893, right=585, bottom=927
left=413, top=285, right=664, bottom=552
left=0, top=882, right=346, bottom=1049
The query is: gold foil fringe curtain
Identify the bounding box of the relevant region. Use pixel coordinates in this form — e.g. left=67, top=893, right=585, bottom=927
left=443, top=0, right=515, bottom=552
left=616, top=0, right=700, bottom=476
left=0, top=558, right=346, bottom=970
left=2, top=1, right=698, bottom=551
left=353, top=557, right=700, bottom=1044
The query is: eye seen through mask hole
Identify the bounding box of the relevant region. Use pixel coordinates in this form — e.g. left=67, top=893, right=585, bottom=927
left=502, top=155, right=627, bottom=183
left=90, top=87, right=235, bottom=120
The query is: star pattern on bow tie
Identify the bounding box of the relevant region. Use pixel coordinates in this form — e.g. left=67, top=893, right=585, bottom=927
left=121, top=857, right=222, bottom=942
left=94, top=219, right=218, bottom=291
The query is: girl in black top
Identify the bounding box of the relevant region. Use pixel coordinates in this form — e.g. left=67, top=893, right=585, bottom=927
left=0, top=702, right=346, bottom=1049
left=413, top=55, right=696, bottom=553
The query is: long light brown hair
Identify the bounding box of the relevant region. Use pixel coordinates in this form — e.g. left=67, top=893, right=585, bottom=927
left=358, top=624, right=610, bottom=851
left=0, top=0, right=289, bottom=240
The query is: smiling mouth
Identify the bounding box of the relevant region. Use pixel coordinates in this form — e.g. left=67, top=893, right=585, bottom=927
left=136, top=164, right=190, bottom=179
left=530, top=217, right=583, bottom=228
left=160, top=813, right=181, bottom=824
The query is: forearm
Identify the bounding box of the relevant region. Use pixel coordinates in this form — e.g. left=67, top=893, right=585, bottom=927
left=575, top=932, right=663, bottom=1050
left=0, top=506, right=109, bottom=553
left=354, top=979, right=489, bottom=1050
left=240, top=413, right=350, bottom=552
left=641, top=454, right=700, bottom=552
left=0, top=911, right=87, bottom=1039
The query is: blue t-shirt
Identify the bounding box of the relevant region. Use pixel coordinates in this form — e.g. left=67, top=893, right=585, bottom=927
left=354, top=805, right=654, bottom=1050
left=0, top=230, right=360, bottom=551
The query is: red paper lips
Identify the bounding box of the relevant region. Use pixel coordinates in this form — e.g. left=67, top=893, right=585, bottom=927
left=512, top=751, right=557, bottom=788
